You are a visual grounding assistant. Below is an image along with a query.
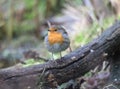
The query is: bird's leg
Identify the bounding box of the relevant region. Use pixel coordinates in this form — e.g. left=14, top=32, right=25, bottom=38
left=69, top=45, right=72, bottom=52
left=60, top=52, right=62, bottom=59
left=51, top=52, right=58, bottom=64
left=51, top=52, right=54, bottom=60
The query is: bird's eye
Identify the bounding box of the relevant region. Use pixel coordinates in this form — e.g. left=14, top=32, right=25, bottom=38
left=48, top=29, right=50, bottom=31
left=54, top=29, right=57, bottom=31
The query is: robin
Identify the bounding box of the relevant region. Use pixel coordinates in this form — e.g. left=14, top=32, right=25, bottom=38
left=44, top=21, right=71, bottom=60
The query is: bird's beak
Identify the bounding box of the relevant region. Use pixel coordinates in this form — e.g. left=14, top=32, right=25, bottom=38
left=47, top=21, right=51, bottom=28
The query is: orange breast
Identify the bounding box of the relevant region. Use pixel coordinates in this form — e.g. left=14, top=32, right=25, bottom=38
left=48, top=32, right=64, bottom=45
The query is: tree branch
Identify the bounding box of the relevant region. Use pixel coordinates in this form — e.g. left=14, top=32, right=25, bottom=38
left=0, top=21, right=120, bottom=89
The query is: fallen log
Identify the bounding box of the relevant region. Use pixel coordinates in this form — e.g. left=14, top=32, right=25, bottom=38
left=0, top=21, right=120, bottom=89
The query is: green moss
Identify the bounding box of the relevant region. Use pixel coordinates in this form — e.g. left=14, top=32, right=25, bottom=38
left=23, top=58, right=44, bottom=67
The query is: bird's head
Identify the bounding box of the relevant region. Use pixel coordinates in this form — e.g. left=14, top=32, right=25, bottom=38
left=47, top=21, right=66, bottom=34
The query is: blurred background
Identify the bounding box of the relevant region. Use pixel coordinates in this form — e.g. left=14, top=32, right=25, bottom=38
left=0, top=0, right=120, bottom=68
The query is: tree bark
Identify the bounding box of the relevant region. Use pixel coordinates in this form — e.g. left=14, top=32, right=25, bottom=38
left=103, top=50, right=120, bottom=89
left=0, top=21, right=120, bottom=89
